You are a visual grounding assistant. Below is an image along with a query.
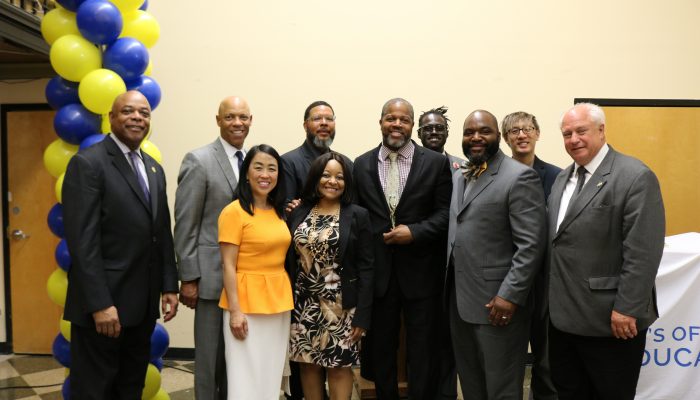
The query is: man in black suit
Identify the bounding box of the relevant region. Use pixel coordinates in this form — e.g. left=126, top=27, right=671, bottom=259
left=501, top=111, right=561, bottom=400
left=354, top=98, right=452, bottom=399
left=417, top=105, right=465, bottom=173
left=63, top=91, right=179, bottom=399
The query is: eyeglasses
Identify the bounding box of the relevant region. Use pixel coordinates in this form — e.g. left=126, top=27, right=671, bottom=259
left=419, top=124, right=447, bottom=133
left=507, top=126, right=536, bottom=136
left=307, top=115, right=336, bottom=123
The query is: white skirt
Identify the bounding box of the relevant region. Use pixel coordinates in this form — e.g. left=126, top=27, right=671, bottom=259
left=223, top=310, right=291, bottom=400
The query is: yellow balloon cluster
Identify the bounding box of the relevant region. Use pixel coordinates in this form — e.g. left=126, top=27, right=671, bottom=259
left=44, top=139, right=79, bottom=178
left=79, top=69, right=127, bottom=114
left=49, top=34, right=101, bottom=82
left=47, top=269, right=68, bottom=307
left=41, top=7, right=80, bottom=45
left=121, top=10, right=161, bottom=48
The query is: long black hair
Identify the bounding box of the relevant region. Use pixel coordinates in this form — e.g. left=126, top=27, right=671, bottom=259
left=235, top=144, right=286, bottom=218
left=301, top=151, right=354, bottom=206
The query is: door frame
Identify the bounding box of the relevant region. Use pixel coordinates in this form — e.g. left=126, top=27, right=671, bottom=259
left=0, top=102, right=52, bottom=354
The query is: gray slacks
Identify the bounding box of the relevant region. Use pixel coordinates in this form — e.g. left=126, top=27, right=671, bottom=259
left=195, top=298, right=227, bottom=400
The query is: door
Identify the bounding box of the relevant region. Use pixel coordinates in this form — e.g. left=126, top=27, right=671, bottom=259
left=4, top=105, right=62, bottom=353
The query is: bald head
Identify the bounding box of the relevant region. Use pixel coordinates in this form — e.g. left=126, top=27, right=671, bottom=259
left=381, top=98, right=414, bottom=121
left=109, top=90, right=151, bottom=150
left=464, top=110, right=498, bottom=130
left=216, top=96, right=252, bottom=148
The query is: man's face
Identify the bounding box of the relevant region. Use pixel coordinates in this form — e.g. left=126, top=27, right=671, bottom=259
left=561, top=108, right=605, bottom=166
left=216, top=99, right=252, bottom=148
left=462, top=111, right=500, bottom=165
left=380, top=102, right=414, bottom=151
left=503, top=118, right=540, bottom=158
left=303, top=105, right=336, bottom=150
left=109, top=91, right=151, bottom=151
left=418, top=113, right=448, bottom=152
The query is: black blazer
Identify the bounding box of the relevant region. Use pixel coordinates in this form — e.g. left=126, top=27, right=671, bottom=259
left=353, top=141, right=452, bottom=299
left=533, top=156, right=562, bottom=200
left=286, top=203, right=375, bottom=329
left=62, top=135, right=178, bottom=327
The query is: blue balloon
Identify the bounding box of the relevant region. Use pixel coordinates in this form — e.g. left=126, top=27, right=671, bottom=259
left=127, top=76, right=161, bottom=110
left=55, top=239, right=71, bottom=272
left=45, top=77, right=80, bottom=110
left=47, top=203, right=65, bottom=238
left=80, top=133, right=107, bottom=150
left=62, top=376, right=71, bottom=399
left=151, top=357, right=163, bottom=371
left=104, top=38, right=149, bottom=81
left=54, top=103, right=101, bottom=145
left=52, top=333, right=71, bottom=368
left=77, top=0, right=123, bottom=45
left=140, top=0, right=148, bottom=10
left=56, top=0, right=86, bottom=11
left=150, top=323, right=170, bottom=360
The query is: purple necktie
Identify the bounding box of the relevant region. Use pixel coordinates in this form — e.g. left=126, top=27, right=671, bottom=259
left=128, top=151, right=150, bottom=201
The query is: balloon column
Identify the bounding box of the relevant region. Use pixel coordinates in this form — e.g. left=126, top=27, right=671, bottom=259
left=41, top=0, right=169, bottom=398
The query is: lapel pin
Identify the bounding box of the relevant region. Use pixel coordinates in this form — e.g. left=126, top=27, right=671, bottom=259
left=596, top=181, right=602, bottom=187
left=151, top=166, right=157, bottom=173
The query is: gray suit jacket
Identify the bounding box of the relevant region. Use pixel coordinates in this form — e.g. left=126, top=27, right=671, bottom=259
left=447, top=150, right=546, bottom=324
left=174, top=139, right=238, bottom=300
left=547, top=146, right=665, bottom=337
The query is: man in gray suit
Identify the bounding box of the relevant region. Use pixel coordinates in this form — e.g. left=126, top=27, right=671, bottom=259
left=447, top=110, right=546, bottom=399
left=547, top=103, right=665, bottom=400
left=174, top=96, right=252, bottom=399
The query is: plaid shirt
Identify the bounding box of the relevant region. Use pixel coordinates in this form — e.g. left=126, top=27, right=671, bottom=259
left=378, top=141, right=414, bottom=201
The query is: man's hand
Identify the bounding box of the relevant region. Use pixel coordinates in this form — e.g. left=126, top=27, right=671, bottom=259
left=285, top=199, right=302, bottom=215
left=382, top=224, right=414, bottom=245
left=162, top=293, right=179, bottom=322
left=179, top=280, right=199, bottom=309
left=348, top=327, right=366, bottom=344
left=93, top=306, right=121, bottom=338
left=485, top=296, right=517, bottom=327
left=611, top=310, right=637, bottom=339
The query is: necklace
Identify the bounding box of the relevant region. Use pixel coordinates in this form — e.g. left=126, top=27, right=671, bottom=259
left=308, top=204, right=339, bottom=244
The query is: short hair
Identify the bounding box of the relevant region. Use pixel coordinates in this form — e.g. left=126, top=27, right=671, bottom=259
left=560, top=102, right=606, bottom=128
left=501, top=111, right=540, bottom=139
left=381, top=98, right=414, bottom=121
left=419, top=106, right=450, bottom=127
left=303, top=101, right=334, bottom=121
left=235, top=144, right=286, bottom=218
left=301, top=152, right=354, bottom=206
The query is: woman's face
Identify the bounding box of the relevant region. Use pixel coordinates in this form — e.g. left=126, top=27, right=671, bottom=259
left=317, top=159, right=345, bottom=203
left=246, top=152, right=278, bottom=199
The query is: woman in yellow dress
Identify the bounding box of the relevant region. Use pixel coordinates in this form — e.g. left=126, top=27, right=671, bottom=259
left=218, top=144, right=293, bottom=400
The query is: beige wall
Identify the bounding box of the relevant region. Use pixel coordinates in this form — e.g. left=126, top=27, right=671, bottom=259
left=2, top=0, right=699, bottom=348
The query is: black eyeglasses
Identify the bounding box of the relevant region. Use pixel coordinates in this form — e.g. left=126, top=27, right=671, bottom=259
left=419, top=124, right=447, bottom=133
left=507, top=126, right=536, bottom=136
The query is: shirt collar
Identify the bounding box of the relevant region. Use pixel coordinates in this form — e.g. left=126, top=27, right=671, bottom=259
left=110, top=134, right=142, bottom=158
left=379, top=140, right=415, bottom=161
left=578, top=143, right=609, bottom=176
left=219, top=137, right=245, bottom=158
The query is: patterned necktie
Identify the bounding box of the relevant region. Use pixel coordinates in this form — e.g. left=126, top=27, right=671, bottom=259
left=575, top=166, right=588, bottom=194
left=385, top=152, right=399, bottom=228
left=128, top=151, right=150, bottom=201
left=235, top=150, right=244, bottom=173
left=460, top=161, right=487, bottom=180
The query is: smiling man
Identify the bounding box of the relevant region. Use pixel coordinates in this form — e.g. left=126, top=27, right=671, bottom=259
left=417, top=106, right=465, bottom=173
left=174, top=95, right=253, bottom=400
left=354, top=98, right=452, bottom=399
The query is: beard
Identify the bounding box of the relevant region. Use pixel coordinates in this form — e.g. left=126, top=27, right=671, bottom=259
left=382, top=133, right=408, bottom=151
left=307, top=131, right=334, bottom=151
left=463, top=139, right=499, bottom=165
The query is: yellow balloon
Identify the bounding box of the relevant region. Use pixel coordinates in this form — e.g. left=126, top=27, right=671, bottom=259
left=142, top=364, right=161, bottom=400
left=44, top=139, right=79, bottom=178
left=101, top=114, right=111, bottom=133
left=149, top=388, right=170, bottom=400
left=112, top=0, right=143, bottom=13
left=60, top=316, right=71, bottom=342
left=47, top=269, right=68, bottom=307
left=49, top=34, right=101, bottom=82
left=141, top=139, right=161, bottom=164
left=65, top=368, right=70, bottom=378
left=144, top=59, right=153, bottom=76
left=55, top=172, right=65, bottom=203
left=79, top=69, right=127, bottom=115
left=41, top=7, right=80, bottom=45
left=121, top=11, right=160, bottom=48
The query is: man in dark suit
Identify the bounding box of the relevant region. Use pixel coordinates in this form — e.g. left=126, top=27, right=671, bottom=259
left=447, top=110, right=546, bottom=399
left=417, top=105, right=463, bottom=400
left=63, top=91, right=179, bottom=399
left=547, top=103, right=665, bottom=400
left=354, top=98, right=452, bottom=399
left=174, top=96, right=252, bottom=400
left=501, top=111, right=561, bottom=400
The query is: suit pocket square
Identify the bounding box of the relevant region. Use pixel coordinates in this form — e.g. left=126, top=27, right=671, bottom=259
left=588, top=276, right=620, bottom=290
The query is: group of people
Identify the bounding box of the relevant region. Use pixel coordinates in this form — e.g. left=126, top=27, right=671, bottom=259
left=61, top=90, right=666, bottom=400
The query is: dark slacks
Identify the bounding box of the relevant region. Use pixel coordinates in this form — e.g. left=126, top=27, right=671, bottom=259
left=528, top=311, right=557, bottom=400
left=70, top=318, right=155, bottom=400
left=370, top=270, right=439, bottom=400
left=548, top=323, right=647, bottom=400
left=194, top=299, right=227, bottom=400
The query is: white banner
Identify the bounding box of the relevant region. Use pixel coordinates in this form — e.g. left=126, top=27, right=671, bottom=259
left=636, top=232, right=700, bottom=399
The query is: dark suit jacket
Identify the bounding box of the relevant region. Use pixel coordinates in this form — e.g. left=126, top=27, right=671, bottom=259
left=354, top=141, right=452, bottom=299
left=533, top=156, right=562, bottom=200
left=63, top=135, right=178, bottom=327
left=547, top=147, right=665, bottom=336
left=286, top=203, right=375, bottom=329
left=282, top=140, right=354, bottom=202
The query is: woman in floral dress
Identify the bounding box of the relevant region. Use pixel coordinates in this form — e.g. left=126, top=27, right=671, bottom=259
left=287, top=152, right=374, bottom=400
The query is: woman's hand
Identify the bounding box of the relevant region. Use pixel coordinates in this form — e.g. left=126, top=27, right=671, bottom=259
left=229, top=309, right=248, bottom=340
left=348, top=326, right=366, bottom=344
